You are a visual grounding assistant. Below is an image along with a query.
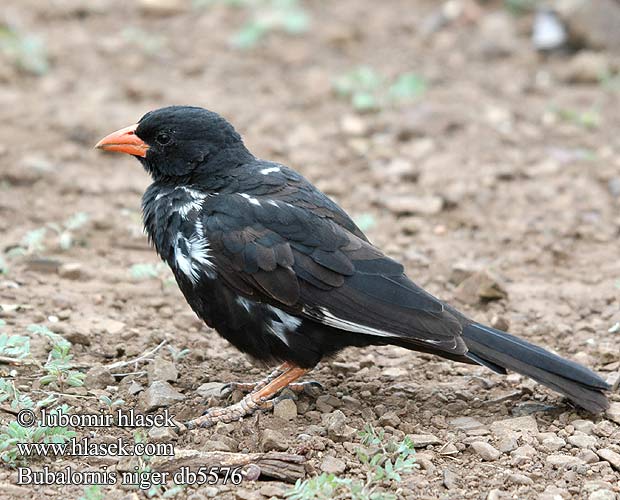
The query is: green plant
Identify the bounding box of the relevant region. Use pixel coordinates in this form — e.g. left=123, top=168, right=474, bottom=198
left=0, top=25, right=49, bottom=75
left=554, top=107, right=601, bottom=130
left=166, top=345, right=191, bottom=362
left=130, top=262, right=175, bottom=288
left=287, top=425, right=416, bottom=500
left=196, top=0, right=310, bottom=49
left=0, top=405, right=76, bottom=466
left=0, top=379, right=34, bottom=410
left=121, top=28, right=166, bottom=55
left=504, top=0, right=539, bottom=15
left=0, top=330, right=30, bottom=359
left=28, top=325, right=85, bottom=391
left=9, top=212, right=89, bottom=256
left=131, top=262, right=168, bottom=280
left=333, top=67, right=426, bottom=112
left=99, top=394, right=125, bottom=412
left=80, top=485, right=106, bottom=500
left=0, top=255, right=7, bottom=274
left=47, top=212, right=89, bottom=250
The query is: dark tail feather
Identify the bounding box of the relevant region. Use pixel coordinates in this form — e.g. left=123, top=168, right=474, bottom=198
left=463, top=322, right=610, bottom=413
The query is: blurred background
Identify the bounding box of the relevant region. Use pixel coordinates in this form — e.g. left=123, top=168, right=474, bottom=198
left=1, top=0, right=620, bottom=498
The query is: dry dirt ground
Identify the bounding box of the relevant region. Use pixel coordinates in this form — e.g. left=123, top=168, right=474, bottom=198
left=1, top=1, right=620, bottom=499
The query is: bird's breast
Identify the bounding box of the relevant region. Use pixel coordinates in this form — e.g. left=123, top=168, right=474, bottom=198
left=142, top=185, right=217, bottom=286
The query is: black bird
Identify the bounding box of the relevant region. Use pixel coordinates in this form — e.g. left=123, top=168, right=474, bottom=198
left=96, top=106, right=610, bottom=427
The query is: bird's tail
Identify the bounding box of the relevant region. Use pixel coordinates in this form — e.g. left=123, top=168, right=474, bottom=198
left=463, top=322, right=610, bottom=413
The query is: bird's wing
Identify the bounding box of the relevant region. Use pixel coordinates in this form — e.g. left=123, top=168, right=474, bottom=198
left=202, top=194, right=466, bottom=355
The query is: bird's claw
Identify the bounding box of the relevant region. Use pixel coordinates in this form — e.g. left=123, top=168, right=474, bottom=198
left=288, top=380, right=324, bottom=398
left=218, top=381, right=259, bottom=399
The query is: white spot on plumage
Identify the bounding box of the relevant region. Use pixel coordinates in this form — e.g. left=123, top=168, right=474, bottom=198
left=310, top=307, right=400, bottom=339
left=266, top=305, right=301, bottom=346
left=268, top=200, right=279, bottom=207
left=309, top=307, right=457, bottom=348
left=260, top=166, right=281, bottom=175
left=235, top=296, right=254, bottom=312
left=240, top=193, right=261, bottom=206
left=174, top=228, right=216, bottom=285
left=233, top=296, right=300, bottom=346
left=177, top=188, right=207, bottom=217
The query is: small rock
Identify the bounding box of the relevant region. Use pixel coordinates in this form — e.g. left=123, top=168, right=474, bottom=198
left=608, top=177, right=620, bottom=198
left=449, top=261, right=482, bottom=285
left=205, top=440, right=234, bottom=452
left=260, top=429, right=288, bottom=452
left=572, top=419, right=595, bottom=434
left=597, top=448, right=620, bottom=470
left=578, top=449, right=600, bottom=464
left=58, top=263, right=89, bottom=280
left=323, top=410, right=357, bottom=442
left=320, top=456, right=346, bottom=474
left=490, top=315, right=510, bottom=332
left=567, top=433, right=597, bottom=449
left=442, top=469, right=458, bottom=490
left=340, top=115, right=368, bottom=136
left=196, top=382, right=226, bottom=399
left=148, top=426, right=178, bottom=441
left=497, top=435, right=518, bottom=453
left=382, top=195, right=444, bottom=216
left=593, top=420, right=615, bottom=437
left=258, top=484, right=287, bottom=498
left=563, top=51, right=611, bottom=84
left=455, top=270, right=508, bottom=305
left=378, top=411, right=401, bottom=428
left=407, top=434, right=441, bottom=447
left=139, top=381, right=185, bottom=411
left=273, top=398, right=297, bottom=421
left=540, top=433, right=566, bottom=452
left=605, top=402, right=620, bottom=425
left=438, top=443, right=459, bottom=456
left=147, top=357, right=178, bottom=383
left=510, top=444, right=537, bottom=464
left=127, top=381, right=144, bottom=395
left=342, top=396, right=361, bottom=408
left=470, top=441, right=501, bottom=461
left=491, top=415, right=539, bottom=436
left=85, top=366, right=114, bottom=390
left=477, top=11, right=518, bottom=58
left=508, top=473, right=534, bottom=485
left=138, top=0, right=186, bottom=16
left=540, top=486, right=570, bottom=500
left=450, top=416, right=484, bottom=431
left=546, top=454, right=585, bottom=468
left=62, top=331, right=91, bottom=346
left=234, top=489, right=262, bottom=500
left=589, top=490, right=617, bottom=500
left=533, top=8, right=567, bottom=51
left=25, top=258, right=61, bottom=274
left=487, top=490, right=502, bottom=500
left=556, top=0, right=620, bottom=52
left=100, top=318, right=125, bottom=335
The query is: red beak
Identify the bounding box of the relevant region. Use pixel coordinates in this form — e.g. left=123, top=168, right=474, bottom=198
left=95, top=124, right=148, bottom=158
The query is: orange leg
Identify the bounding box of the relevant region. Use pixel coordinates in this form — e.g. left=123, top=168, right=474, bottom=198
left=185, top=364, right=309, bottom=429
left=218, top=362, right=295, bottom=397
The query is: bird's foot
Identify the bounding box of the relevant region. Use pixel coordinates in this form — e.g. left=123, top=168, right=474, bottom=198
left=287, top=380, right=324, bottom=398
left=185, top=365, right=309, bottom=429
left=217, top=362, right=291, bottom=399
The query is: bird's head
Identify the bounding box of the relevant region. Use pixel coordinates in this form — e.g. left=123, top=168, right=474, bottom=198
left=95, top=106, right=250, bottom=181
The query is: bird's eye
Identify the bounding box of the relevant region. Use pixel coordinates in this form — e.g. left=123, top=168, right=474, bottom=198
left=156, top=132, right=171, bottom=146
